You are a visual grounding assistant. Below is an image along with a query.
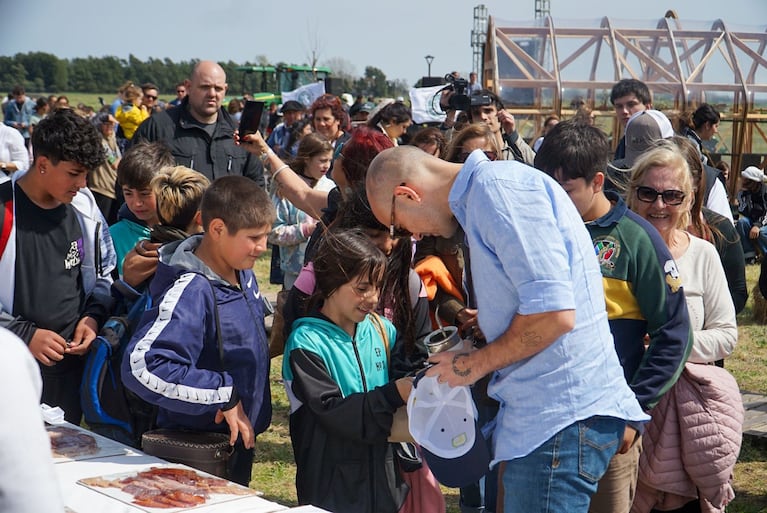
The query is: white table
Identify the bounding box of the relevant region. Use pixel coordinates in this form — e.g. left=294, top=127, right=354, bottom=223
left=52, top=423, right=289, bottom=513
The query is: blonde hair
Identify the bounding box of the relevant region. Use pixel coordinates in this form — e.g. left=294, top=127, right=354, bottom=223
left=123, top=85, right=143, bottom=104
left=151, top=166, right=211, bottom=232
left=444, top=122, right=500, bottom=163
left=626, top=143, right=692, bottom=229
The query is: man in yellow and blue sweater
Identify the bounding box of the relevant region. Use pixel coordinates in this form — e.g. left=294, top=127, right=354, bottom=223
left=536, top=120, right=693, bottom=513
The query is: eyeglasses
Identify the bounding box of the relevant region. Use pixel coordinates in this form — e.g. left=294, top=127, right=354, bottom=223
left=457, top=150, right=497, bottom=163
left=176, top=90, right=185, bottom=94
left=145, top=95, right=157, bottom=100
left=389, top=183, right=413, bottom=239
left=635, top=186, right=686, bottom=206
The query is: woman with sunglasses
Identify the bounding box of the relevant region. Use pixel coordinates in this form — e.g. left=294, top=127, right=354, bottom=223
left=626, top=144, right=739, bottom=513
left=443, top=122, right=500, bottom=164
left=627, top=143, right=736, bottom=362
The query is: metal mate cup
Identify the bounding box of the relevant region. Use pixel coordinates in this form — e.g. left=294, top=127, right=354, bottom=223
left=424, top=325, right=463, bottom=356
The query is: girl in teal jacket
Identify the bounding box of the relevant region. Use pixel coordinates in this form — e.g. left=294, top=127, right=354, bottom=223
left=282, top=229, right=412, bottom=513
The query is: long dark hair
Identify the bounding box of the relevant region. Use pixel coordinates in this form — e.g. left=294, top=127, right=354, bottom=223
left=289, top=133, right=332, bottom=188
left=335, top=187, right=416, bottom=354
left=285, top=118, right=312, bottom=156
left=367, top=101, right=411, bottom=129
left=312, top=229, right=387, bottom=304
left=669, top=136, right=729, bottom=245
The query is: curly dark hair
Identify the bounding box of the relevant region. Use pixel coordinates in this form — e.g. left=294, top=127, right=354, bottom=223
left=309, top=94, right=346, bottom=126
left=31, top=109, right=105, bottom=170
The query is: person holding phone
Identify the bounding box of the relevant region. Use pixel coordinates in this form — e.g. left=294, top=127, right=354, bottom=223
left=238, top=100, right=265, bottom=138
left=132, top=61, right=265, bottom=186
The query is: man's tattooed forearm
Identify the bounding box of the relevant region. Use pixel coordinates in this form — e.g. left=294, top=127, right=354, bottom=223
left=452, top=353, right=472, bottom=377
left=521, top=330, right=542, bottom=348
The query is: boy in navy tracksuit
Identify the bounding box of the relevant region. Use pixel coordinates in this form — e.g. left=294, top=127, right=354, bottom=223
left=122, top=176, right=276, bottom=486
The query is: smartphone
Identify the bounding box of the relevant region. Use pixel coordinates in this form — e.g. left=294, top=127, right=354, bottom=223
left=238, top=100, right=265, bottom=136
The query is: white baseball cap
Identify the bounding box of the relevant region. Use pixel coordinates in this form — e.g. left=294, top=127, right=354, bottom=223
left=741, top=166, right=766, bottom=183
left=407, top=373, right=490, bottom=487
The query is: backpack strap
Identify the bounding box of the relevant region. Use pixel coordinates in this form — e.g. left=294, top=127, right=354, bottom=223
left=369, top=312, right=390, bottom=365
left=0, top=181, right=13, bottom=257
left=408, top=269, right=421, bottom=307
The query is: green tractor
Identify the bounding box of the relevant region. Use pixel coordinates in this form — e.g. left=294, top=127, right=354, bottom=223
left=236, top=64, right=332, bottom=106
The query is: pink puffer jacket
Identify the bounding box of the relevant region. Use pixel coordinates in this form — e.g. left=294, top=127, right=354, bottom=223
left=631, top=363, right=744, bottom=513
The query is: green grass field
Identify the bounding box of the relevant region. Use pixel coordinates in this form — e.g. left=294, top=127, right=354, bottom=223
left=252, top=252, right=767, bottom=512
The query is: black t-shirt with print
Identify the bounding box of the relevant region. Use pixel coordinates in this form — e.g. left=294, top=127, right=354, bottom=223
left=13, top=183, right=85, bottom=343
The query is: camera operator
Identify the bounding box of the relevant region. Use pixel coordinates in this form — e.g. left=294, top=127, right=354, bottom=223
left=440, top=83, right=535, bottom=165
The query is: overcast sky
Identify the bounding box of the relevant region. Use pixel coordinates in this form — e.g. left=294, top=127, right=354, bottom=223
left=2, top=0, right=765, bottom=87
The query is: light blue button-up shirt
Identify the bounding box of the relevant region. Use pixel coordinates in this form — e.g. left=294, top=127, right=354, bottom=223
left=448, top=150, right=649, bottom=466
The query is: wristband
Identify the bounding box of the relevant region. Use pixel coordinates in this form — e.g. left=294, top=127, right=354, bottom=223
left=259, top=149, right=275, bottom=163
left=271, top=164, right=290, bottom=183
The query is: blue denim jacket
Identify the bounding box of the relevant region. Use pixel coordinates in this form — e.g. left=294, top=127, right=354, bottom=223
left=3, top=98, right=36, bottom=139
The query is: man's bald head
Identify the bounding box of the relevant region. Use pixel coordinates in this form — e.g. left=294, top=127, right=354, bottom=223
left=191, top=60, right=226, bottom=82
left=367, top=146, right=427, bottom=186
left=186, top=61, right=228, bottom=124
left=366, top=146, right=427, bottom=219
left=366, top=146, right=460, bottom=237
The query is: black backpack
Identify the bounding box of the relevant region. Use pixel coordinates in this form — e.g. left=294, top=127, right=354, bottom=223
left=80, top=283, right=158, bottom=447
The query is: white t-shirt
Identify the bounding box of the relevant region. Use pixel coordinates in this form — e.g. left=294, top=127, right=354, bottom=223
left=0, top=328, right=64, bottom=512
left=676, top=234, right=738, bottom=363
left=0, top=123, right=30, bottom=174
left=706, top=179, right=734, bottom=224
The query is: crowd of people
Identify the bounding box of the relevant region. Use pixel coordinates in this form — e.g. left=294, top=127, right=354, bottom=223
left=1, top=63, right=765, bottom=513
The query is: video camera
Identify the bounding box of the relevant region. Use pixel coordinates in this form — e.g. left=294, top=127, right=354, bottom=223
left=442, top=73, right=493, bottom=112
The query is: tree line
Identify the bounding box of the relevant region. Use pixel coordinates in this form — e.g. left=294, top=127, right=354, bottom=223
left=0, top=52, right=410, bottom=99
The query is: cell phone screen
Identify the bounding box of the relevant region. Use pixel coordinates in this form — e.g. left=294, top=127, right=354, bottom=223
left=238, top=100, right=265, bottom=136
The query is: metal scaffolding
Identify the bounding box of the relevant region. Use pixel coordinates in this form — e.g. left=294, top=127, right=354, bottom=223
left=471, top=5, right=488, bottom=78
left=534, top=0, right=550, bottom=19
left=483, top=13, right=767, bottom=174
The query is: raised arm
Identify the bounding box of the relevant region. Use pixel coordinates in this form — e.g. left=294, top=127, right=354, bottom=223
left=238, top=131, right=330, bottom=219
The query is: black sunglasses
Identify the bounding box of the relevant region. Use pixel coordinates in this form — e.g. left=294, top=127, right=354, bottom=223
left=635, top=186, right=686, bottom=206
left=458, top=150, right=497, bottom=163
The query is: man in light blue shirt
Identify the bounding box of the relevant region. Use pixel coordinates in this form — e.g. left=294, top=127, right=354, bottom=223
left=366, top=146, right=649, bottom=513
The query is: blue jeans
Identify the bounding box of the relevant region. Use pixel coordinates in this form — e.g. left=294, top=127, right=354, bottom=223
left=736, top=217, right=767, bottom=257
left=501, top=416, right=625, bottom=513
